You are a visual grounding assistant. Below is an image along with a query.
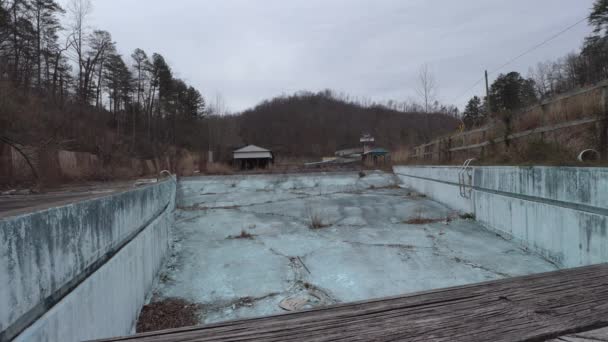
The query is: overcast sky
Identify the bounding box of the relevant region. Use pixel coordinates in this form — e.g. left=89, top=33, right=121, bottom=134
left=58, top=0, right=595, bottom=112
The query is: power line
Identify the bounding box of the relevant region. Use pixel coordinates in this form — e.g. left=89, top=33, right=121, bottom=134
left=451, top=15, right=588, bottom=104
left=489, top=16, right=588, bottom=75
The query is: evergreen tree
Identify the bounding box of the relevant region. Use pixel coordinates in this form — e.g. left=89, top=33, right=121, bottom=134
left=104, top=53, right=132, bottom=113
left=462, top=96, right=483, bottom=128
left=185, top=86, right=205, bottom=119
left=31, top=0, right=63, bottom=90
left=489, top=72, right=537, bottom=112
left=0, top=0, right=10, bottom=45
left=590, top=0, right=608, bottom=36
left=131, top=48, right=148, bottom=109
left=582, top=0, right=608, bottom=84
left=151, top=53, right=173, bottom=115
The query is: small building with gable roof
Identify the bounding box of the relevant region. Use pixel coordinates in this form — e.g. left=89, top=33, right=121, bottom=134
left=233, top=145, right=274, bottom=169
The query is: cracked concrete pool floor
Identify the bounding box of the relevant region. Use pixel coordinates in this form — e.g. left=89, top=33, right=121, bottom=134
left=151, top=171, right=557, bottom=325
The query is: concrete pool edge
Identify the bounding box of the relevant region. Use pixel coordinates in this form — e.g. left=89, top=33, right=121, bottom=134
left=0, top=178, right=177, bottom=342
left=3, top=166, right=607, bottom=341
left=394, top=165, right=608, bottom=268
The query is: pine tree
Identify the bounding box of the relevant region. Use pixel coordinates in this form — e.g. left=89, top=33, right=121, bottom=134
left=590, top=0, right=608, bottom=36
left=131, top=48, right=148, bottom=109
left=489, top=72, right=537, bottom=112
left=151, top=53, right=173, bottom=116
left=463, top=96, right=483, bottom=128
left=31, top=0, right=63, bottom=90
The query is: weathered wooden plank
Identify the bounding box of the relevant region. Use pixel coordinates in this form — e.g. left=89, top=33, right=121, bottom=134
left=93, top=264, right=608, bottom=342
left=550, top=326, right=608, bottom=341
left=575, top=327, right=608, bottom=339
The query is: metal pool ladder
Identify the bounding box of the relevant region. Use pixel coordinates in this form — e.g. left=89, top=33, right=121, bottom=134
left=458, top=159, right=475, bottom=198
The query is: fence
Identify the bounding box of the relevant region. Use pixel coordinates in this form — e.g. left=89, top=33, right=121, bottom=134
left=408, top=81, right=608, bottom=164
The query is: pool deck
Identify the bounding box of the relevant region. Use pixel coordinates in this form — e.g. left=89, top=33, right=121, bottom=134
left=96, top=264, right=608, bottom=342
left=0, top=180, right=141, bottom=218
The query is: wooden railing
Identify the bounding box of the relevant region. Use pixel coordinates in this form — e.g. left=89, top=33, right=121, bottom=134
left=409, top=81, right=608, bottom=163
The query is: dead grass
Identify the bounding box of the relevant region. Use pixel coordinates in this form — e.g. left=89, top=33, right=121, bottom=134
left=227, top=230, right=256, bottom=240
left=404, top=208, right=451, bottom=225
left=514, top=110, right=544, bottom=131
left=204, top=163, right=234, bottom=175
left=392, top=147, right=411, bottom=164
left=179, top=204, right=240, bottom=211
left=478, top=139, right=576, bottom=166
left=515, top=87, right=602, bottom=132
left=136, top=298, right=201, bottom=333
left=406, top=191, right=427, bottom=198
left=460, top=213, right=476, bottom=220
left=403, top=217, right=447, bottom=225
left=306, top=207, right=331, bottom=229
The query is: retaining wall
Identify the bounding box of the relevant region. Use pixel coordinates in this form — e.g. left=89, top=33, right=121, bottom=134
left=0, top=143, right=201, bottom=185
left=0, top=179, right=176, bottom=342
left=394, top=166, right=608, bottom=268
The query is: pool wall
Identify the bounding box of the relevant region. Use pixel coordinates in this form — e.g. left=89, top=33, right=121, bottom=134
left=394, top=166, right=608, bottom=267
left=0, top=179, right=176, bottom=342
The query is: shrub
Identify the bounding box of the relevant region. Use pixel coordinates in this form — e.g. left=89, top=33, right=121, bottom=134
left=227, top=230, right=255, bottom=240
left=205, top=163, right=234, bottom=175
left=306, top=206, right=331, bottom=229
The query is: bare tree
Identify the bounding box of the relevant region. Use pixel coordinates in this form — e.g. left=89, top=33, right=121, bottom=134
left=415, top=64, right=437, bottom=113
left=209, top=92, right=228, bottom=116
left=529, top=61, right=552, bottom=98
left=66, top=0, right=92, bottom=102
left=85, top=30, right=114, bottom=107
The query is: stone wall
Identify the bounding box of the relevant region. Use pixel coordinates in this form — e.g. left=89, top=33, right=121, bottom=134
left=0, top=143, right=200, bottom=185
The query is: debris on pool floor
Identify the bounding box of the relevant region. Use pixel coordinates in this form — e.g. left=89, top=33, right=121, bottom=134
left=143, top=171, right=557, bottom=328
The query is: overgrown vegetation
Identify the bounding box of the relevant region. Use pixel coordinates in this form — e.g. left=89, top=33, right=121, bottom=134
left=227, top=230, right=256, bottom=240
left=205, top=163, right=234, bottom=175
left=0, top=0, right=208, bottom=159
left=136, top=298, right=201, bottom=333
left=462, top=0, right=608, bottom=131
left=479, top=140, right=579, bottom=166
left=0, top=1, right=460, bottom=173
left=459, top=213, right=475, bottom=220
left=403, top=217, right=446, bottom=225
left=306, top=206, right=331, bottom=230
left=235, top=91, right=460, bottom=159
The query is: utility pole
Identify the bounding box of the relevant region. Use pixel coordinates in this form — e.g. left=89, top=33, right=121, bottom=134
left=207, top=116, right=213, bottom=164
left=485, top=70, right=491, bottom=115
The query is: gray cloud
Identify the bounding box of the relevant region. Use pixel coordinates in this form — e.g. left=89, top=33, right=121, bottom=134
left=59, top=0, right=594, bottom=111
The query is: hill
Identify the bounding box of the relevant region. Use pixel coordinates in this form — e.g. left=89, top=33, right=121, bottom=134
left=232, top=91, right=460, bottom=159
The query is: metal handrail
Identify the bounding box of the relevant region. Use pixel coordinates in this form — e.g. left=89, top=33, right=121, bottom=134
left=458, top=159, right=475, bottom=198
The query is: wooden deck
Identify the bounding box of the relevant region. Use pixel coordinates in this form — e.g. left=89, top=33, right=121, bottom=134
left=96, top=264, right=608, bottom=342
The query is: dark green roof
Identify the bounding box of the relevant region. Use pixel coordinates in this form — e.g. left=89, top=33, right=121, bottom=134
left=364, top=148, right=389, bottom=156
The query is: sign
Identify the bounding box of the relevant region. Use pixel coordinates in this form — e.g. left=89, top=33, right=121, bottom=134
left=360, top=134, right=375, bottom=143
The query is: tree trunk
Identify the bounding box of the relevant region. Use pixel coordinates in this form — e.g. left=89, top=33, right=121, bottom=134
left=36, top=8, right=41, bottom=91
left=95, top=59, right=104, bottom=109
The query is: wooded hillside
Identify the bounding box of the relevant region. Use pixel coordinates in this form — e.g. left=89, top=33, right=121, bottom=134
left=0, top=0, right=207, bottom=161
left=0, top=0, right=459, bottom=171
left=233, top=91, right=460, bottom=158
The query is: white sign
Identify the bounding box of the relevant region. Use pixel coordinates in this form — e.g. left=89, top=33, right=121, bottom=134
left=360, top=137, right=375, bottom=143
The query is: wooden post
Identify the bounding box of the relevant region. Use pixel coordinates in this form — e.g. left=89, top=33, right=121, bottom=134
left=601, top=86, right=608, bottom=160
left=485, top=70, right=491, bottom=116
left=540, top=103, right=548, bottom=127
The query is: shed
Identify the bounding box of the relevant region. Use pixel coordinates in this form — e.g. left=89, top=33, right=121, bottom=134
left=363, top=148, right=390, bottom=165
left=233, top=145, right=274, bottom=169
